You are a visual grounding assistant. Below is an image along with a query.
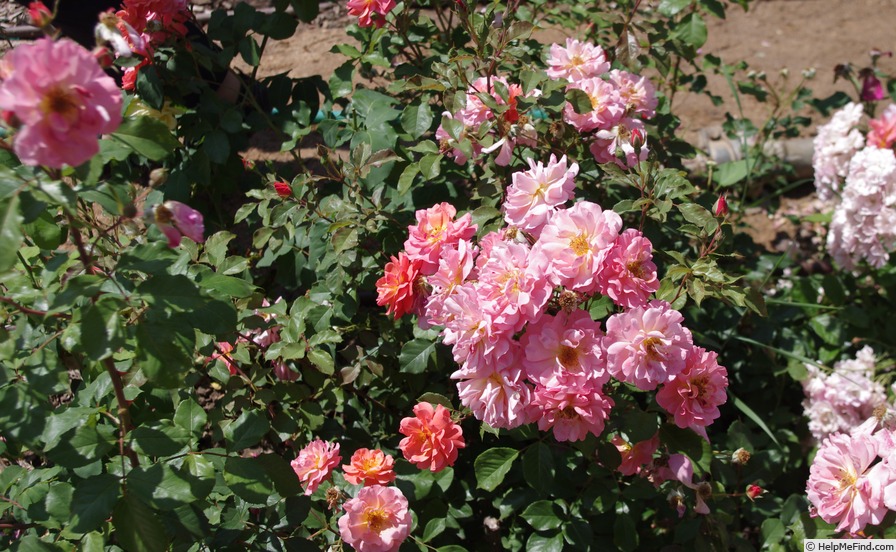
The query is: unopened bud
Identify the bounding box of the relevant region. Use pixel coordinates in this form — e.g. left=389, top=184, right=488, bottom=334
left=149, top=168, right=169, bottom=188
left=714, top=194, right=728, bottom=217
left=630, top=128, right=645, bottom=150
left=731, top=447, right=751, bottom=465
left=273, top=181, right=292, bottom=198
left=746, top=484, right=764, bottom=501
left=28, top=2, right=53, bottom=29
left=860, top=69, right=885, bottom=102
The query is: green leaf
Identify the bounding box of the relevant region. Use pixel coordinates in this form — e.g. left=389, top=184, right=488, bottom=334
left=0, top=195, right=23, bottom=273
left=563, top=519, right=594, bottom=549
left=673, top=12, right=708, bottom=48
left=728, top=390, right=782, bottom=448
left=256, top=454, right=303, bottom=498
left=521, top=500, right=563, bottom=531
left=130, top=422, right=191, bottom=457
left=239, top=36, right=261, bottom=66
left=174, top=399, right=207, bottom=438
left=224, top=410, right=270, bottom=452
left=224, top=456, right=276, bottom=505
left=80, top=296, right=124, bottom=361
left=614, top=514, right=639, bottom=552
left=422, top=517, right=446, bottom=542
left=658, top=0, right=693, bottom=16
left=522, top=443, right=555, bottom=495
left=399, top=338, right=436, bottom=374
left=24, top=210, right=64, bottom=250
left=474, top=447, right=518, bottom=491
left=677, top=203, right=718, bottom=234
left=290, top=0, right=320, bottom=22
left=70, top=473, right=120, bottom=533
left=397, top=163, right=420, bottom=196
left=112, top=494, right=168, bottom=552
left=307, top=348, right=335, bottom=375
left=401, top=102, right=434, bottom=139
left=181, top=455, right=215, bottom=501
left=126, top=464, right=201, bottom=510
left=526, top=532, right=564, bottom=552
left=109, top=117, right=180, bottom=161
left=203, top=130, right=230, bottom=164
left=46, top=424, right=115, bottom=468
left=713, top=159, right=750, bottom=187
left=566, top=89, right=593, bottom=115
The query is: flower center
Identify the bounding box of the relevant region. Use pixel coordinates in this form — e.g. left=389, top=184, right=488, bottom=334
left=570, top=233, right=590, bottom=256
left=642, top=336, right=662, bottom=359
left=569, top=54, right=585, bottom=67
left=626, top=260, right=646, bottom=279
left=41, top=85, right=81, bottom=123
left=558, top=345, right=580, bottom=371
left=364, top=507, right=390, bottom=533
left=558, top=406, right=579, bottom=419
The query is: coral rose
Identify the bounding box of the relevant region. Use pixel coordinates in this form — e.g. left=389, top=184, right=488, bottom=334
left=398, top=403, right=465, bottom=472
left=343, top=448, right=397, bottom=487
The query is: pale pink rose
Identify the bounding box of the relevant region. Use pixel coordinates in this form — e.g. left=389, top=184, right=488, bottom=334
left=656, top=346, right=728, bottom=433
left=338, top=485, right=411, bottom=552
left=608, top=69, right=658, bottom=119
left=456, top=365, right=534, bottom=430
left=520, top=308, right=608, bottom=387
left=868, top=104, right=896, bottom=150
left=343, top=448, right=396, bottom=487
left=424, top=239, right=478, bottom=326
left=590, top=117, right=649, bottom=169
left=404, top=203, right=477, bottom=274
left=145, top=200, right=205, bottom=247
left=596, top=228, right=659, bottom=308
left=545, top=38, right=610, bottom=83
left=563, top=77, right=625, bottom=133
left=347, top=0, right=396, bottom=28
left=476, top=240, right=552, bottom=333
left=604, top=300, right=693, bottom=391
left=503, top=154, right=579, bottom=236
left=376, top=252, right=426, bottom=319
left=807, top=432, right=887, bottom=534
left=398, top=403, right=465, bottom=472
left=291, top=439, right=342, bottom=496
left=668, top=454, right=711, bottom=515
left=529, top=381, right=613, bottom=442
left=612, top=433, right=660, bottom=476
left=0, top=38, right=122, bottom=168
left=475, top=229, right=508, bottom=271
left=812, top=102, right=865, bottom=202
left=531, top=200, right=622, bottom=293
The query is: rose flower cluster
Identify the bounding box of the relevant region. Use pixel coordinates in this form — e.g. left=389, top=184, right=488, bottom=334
left=376, top=153, right=729, bottom=444
left=813, top=102, right=896, bottom=269
left=290, top=403, right=464, bottom=551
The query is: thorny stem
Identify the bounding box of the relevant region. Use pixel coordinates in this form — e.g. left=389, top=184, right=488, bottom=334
left=104, top=358, right=140, bottom=468
left=0, top=296, right=71, bottom=319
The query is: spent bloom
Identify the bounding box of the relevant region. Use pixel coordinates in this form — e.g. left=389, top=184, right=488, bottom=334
left=343, top=449, right=397, bottom=487
left=291, top=439, right=342, bottom=496
left=503, top=154, right=579, bottom=236
left=545, top=38, right=610, bottom=83
left=347, top=0, right=396, bottom=28
left=0, top=38, right=122, bottom=168
left=398, top=403, right=465, bottom=472
left=338, top=485, right=412, bottom=552
left=612, top=432, right=660, bottom=476
left=145, top=200, right=205, bottom=247
left=604, top=300, right=693, bottom=391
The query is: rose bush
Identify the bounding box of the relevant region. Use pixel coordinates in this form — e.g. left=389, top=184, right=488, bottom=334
left=2, top=0, right=896, bottom=550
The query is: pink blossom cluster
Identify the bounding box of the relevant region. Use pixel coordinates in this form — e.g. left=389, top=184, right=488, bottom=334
left=435, top=76, right=538, bottom=166
left=546, top=38, right=657, bottom=169
left=813, top=103, right=896, bottom=268
left=0, top=38, right=122, bottom=168
left=291, top=403, right=464, bottom=551
left=376, top=159, right=728, bottom=443
left=801, top=346, right=888, bottom=442
left=205, top=298, right=298, bottom=382
left=806, top=412, right=896, bottom=535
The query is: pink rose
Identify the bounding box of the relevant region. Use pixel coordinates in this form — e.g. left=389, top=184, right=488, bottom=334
left=338, top=485, right=411, bottom=552
left=398, top=403, right=465, bottom=472
left=291, top=439, right=341, bottom=496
